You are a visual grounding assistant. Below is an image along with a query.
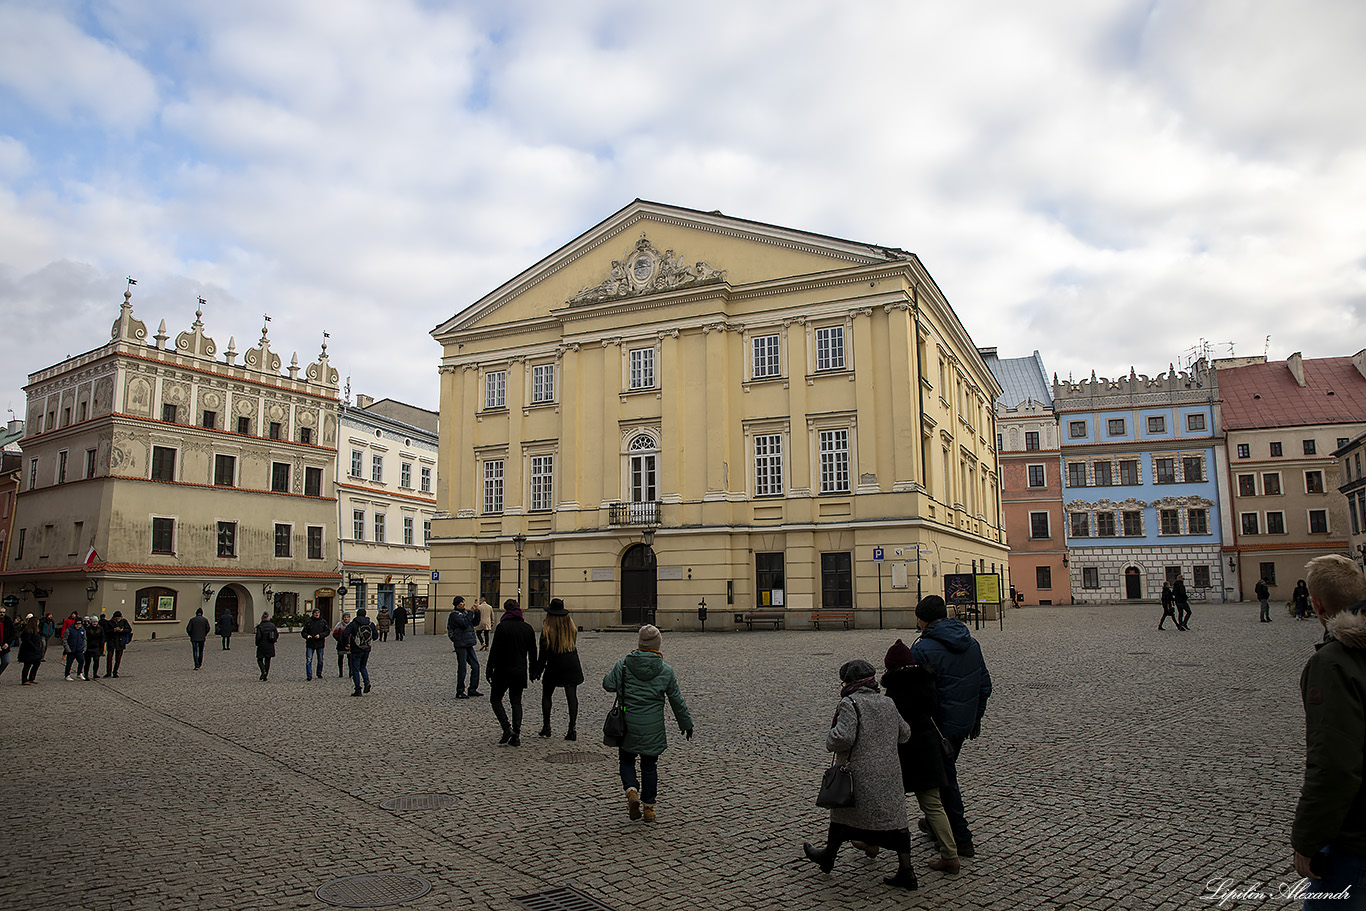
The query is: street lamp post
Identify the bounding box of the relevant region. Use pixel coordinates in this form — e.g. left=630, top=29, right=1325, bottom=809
left=513, top=534, right=527, bottom=601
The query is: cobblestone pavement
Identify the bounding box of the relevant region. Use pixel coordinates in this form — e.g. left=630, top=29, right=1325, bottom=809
left=0, top=601, right=1326, bottom=910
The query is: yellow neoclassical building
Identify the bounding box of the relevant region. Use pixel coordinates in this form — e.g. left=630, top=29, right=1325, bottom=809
left=429, top=201, right=1006, bottom=630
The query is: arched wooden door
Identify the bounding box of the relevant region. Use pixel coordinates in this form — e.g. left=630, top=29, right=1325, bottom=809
left=1124, top=566, right=1142, bottom=599
left=621, top=544, right=657, bottom=626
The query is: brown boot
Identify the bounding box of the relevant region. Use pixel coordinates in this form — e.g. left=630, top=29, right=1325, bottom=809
left=642, top=803, right=656, bottom=823
left=625, top=787, right=642, bottom=820
left=929, top=855, right=960, bottom=874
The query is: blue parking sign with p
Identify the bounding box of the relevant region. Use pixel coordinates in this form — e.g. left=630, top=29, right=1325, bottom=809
left=873, top=547, right=885, bottom=562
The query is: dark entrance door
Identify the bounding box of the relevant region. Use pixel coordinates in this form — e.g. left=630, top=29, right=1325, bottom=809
left=1124, top=567, right=1142, bottom=599
left=215, top=586, right=240, bottom=631
left=315, top=595, right=334, bottom=625
left=480, top=561, right=501, bottom=610
left=621, top=544, right=657, bottom=626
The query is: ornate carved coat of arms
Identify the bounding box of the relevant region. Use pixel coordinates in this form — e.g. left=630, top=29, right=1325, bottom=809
left=569, top=234, right=725, bottom=305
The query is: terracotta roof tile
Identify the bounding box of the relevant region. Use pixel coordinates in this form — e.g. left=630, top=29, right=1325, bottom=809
left=1219, top=356, right=1366, bottom=430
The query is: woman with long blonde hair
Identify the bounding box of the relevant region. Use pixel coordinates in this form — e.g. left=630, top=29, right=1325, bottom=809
left=532, top=599, right=584, bottom=740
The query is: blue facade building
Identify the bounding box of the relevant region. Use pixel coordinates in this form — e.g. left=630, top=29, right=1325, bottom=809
left=1052, top=362, right=1229, bottom=603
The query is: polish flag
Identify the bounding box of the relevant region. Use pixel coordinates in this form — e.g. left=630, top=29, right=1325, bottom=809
left=84, top=546, right=99, bottom=566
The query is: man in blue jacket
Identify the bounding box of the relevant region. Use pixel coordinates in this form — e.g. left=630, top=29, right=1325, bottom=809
left=911, top=595, right=992, bottom=858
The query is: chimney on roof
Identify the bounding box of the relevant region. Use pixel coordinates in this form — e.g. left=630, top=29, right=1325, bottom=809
left=356, top=394, right=374, bottom=409
left=1354, top=349, right=1366, bottom=381
left=1287, top=352, right=1306, bottom=387
left=7, top=418, right=23, bottom=436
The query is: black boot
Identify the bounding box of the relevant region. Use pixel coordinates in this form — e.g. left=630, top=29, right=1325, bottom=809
left=564, top=726, right=577, bottom=741
left=803, top=842, right=836, bottom=875
left=884, top=868, right=918, bottom=890
left=499, top=726, right=513, bottom=745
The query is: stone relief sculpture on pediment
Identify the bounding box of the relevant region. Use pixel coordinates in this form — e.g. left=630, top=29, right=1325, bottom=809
left=1154, top=495, right=1213, bottom=508
left=1071, top=497, right=1149, bottom=511
left=569, top=234, right=726, bottom=305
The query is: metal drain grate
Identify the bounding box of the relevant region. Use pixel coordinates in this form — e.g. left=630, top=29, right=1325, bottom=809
left=545, top=751, right=602, bottom=765
left=379, top=793, right=459, bottom=811
left=316, top=874, right=431, bottom=908
left=514, top=886, right=615, bottom=911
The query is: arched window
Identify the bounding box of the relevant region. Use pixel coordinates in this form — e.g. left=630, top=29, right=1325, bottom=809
left=628, top=434, right=657, bottom=503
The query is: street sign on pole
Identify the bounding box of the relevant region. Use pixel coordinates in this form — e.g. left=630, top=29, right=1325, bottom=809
left=873, top=547, right=885, bottom=563
left=430, top=570, right=439, bottom=582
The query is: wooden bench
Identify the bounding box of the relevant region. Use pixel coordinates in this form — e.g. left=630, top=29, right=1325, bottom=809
left=740, top=611, right=785, bottom=630
left=810, top=610, right=855, bottom=630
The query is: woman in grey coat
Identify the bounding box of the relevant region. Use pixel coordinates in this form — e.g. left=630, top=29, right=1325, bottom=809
left=803, top=659, right=917, bottom=889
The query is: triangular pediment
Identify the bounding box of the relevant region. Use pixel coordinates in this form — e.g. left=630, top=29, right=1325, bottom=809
left=433, top=200, right=909, bottom=338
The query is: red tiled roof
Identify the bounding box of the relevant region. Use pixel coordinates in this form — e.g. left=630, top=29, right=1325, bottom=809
left=1219, top=356, right=1366, bottom=430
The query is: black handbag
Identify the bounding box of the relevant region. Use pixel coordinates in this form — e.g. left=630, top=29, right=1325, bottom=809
left=602, top=666, right=628, bottom=747
left=816, top=702, right=859, bottom=809
left=930, top=717, right=955, bottom=763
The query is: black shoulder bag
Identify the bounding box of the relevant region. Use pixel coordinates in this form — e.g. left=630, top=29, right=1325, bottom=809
left=602, top=664, right=629, bottom=747
left=816, top=701, right=860, bottom=809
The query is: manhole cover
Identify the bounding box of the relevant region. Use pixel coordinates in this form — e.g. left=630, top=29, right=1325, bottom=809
left=316, top=874, right=431, bottom=908
left=514, top=886, right=616, bottom=911
left=545, top=751, right=602, bottom=765
left=379, top=794, right=459, bottom=811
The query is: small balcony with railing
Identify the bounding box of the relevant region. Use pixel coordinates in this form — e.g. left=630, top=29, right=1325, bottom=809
left=609, top=501, right=661, bottom=527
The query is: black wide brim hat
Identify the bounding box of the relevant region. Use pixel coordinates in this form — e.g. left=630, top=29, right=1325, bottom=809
left=545, top=598, right=569, bottom=616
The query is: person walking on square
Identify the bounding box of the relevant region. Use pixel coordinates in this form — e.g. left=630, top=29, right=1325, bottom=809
left=447, top=596, right=482, bottom=699
left=393, top=603, right=408, bottom=641
left=217, top=606, right=234, bottom=650
left=475, top=598, right=492, bottom=649
left=880, top=639, right=959, bottom=874
left=63, top=616, right=86, bottom=681
left=1173, top=575, right=1192, bottom=631
left=1256, top=576, right=1272, bottom=623
left=803, top=658, right=916, bottom=889
left=254, top=611, right=278, bottom=681
left=1292, top=554, right=1366, bottom=905
left=39, top=612, right=56, bottom=660
left=83, top=617, right=104, bottom=680
left=104, top=611, right=131, bottom=678
left=602, top=624, right=693, bottom=823
left=376, top=606, right=391, bottom=642
left=301, top=607, right=329, bottom=680
left=533, top=599, right=583, bottom=740
left=332, top=612, right=352, bottom=678
left=186, top=608, right=210, bottom=670
left=1159, top=581, right=1178, bottom=630
left=344, top=609, right=378, bottom=696
left=1294, top=579, right=1312, bottom=620
left=0, top=606, right=15, bottom=679
left=911, top=596, right=991, bottom=858
left=19, top=614, right=43, bottom=685
left=486, top=599, right=537, bottom=745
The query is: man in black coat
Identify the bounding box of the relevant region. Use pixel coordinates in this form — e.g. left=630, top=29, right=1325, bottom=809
left=393, top=604, right=408, bottom=641
left=485, top=599, right=537, bottom=746
left=186, top=608, right=211, bottom=669
left=1256, top=577, right=1272, bottom=623
left=0, top=606, right=16, bottom=678
left=1174, top=575, right=1192, bottom=631
left=301, top=607, right=330, bottom=680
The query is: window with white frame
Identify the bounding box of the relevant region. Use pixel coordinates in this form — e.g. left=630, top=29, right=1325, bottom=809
left=420, top=466, right=432, bottom=493
left=815, top=325, right=845, bottom=371
left=531, top=363, right=555, bottom=403
left=400, top=462, right=412, bottom=488
left=403, top=516, right=414, bottom=545
left=423, top=519, right=432, bottom=544
left=530, top=454, right=554, bottom=511
left=628, top=435, right=657, bottom=502
left=752, top=334, right=780, bottom=379
left=1029, top=512, right=1050, bottom=539
left=1187, top=413, right=1206, bottom=431
left=350, top=450, right=363, bottom=477
left=628, top=348, right=655, bottom=390
left=371, top=454, right=383, bottom=482
left=818, top=428, right=850, bottom=493
left=483, top=459, right=505, bottom=514
left=754, top=433, right=783, bottom=496
left=274, top=523, right=292, bottom=557
left=352, top=509, right=365, bottom=541
left=1308, top=509, right=1329, bottom=534
left=374, top=512, right=386, bottom=543
left=485, top=370, right=507, bottom=409
left=1027, top=464, right=1046, bottom=488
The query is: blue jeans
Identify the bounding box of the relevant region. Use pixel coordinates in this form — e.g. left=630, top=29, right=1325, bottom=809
left=455, top=645, right=480, bottom=694
left=1304, top=845, right=1366, bottom=910
left=618, top=750, right=659, bottom=804
left=351, top=648, right=371, bottom=693
left=191, top=640, right=205, bottom=668
left=305, top=646, right=324, bottom=678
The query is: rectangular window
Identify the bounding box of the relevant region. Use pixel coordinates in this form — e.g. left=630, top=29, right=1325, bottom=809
left=1241, top=512, right=1259, bottom=535
left=420, top=466, right=432, bottom=493
left=57, top=451, right=67, bottom=484
left=1093, top=461, right=1112, bottom=486
left=1096, top=512, right=1116, bottom=537
left=1123, top=511, right=1143, bottom=536
left=403, top=516, right=414, bottom=545
left=1188, top=509, right=1209, bottom=535
left=820, top=552, right=853, bottom=610
left=818, top=429, right=850, bottom=494
left=754, top=434, right=784, bottom=497
left=628, top=348, right=655, bottom=389
left=84, top=449, right=96, bottom=479
left=528, top=559, right=551, bottom=611
left=752, top=334, right=781, bottom=378
left=1193, top=565, right=1211, bottom=588
left=1159, top=509, right=1180, bottom=535
left=1308, top=510, right=1329, bottom=534
left=1154, top=458, right=1175, bottom=484
left=271, top=462, right=290, bottom=493
left=1118, top=460, right=1139, bottom=485
left=371, top=454, right=383, bottom=482
left=350, top=450, right=363, bottom=477
left=1082, top=567, right=1099, bottom=589
left=305, top=466, right=322, bottom=497
left=202, top=410, right=216, bottom=430
left=1030, top=512, right=1050, bottom=539
left=1024, top=431, right=1040, bottom=451
left=815, top=325, right=845, bottom=371
left=1339, top=437, right=1351, bottom=449
left=1269, top=441, right=1283, bottom=457
left=1266, top=511, right=1286, bottom=534
left=373, top=513, right=386, bottom=543
left=237, top=416, right=251, bottom=434
left=484, top=459, right=505, bottom=514
left=756, top=552, right=785, bottom=609
left=307, top=526, right=324, bottom=560
left=1187, top=413, right=1206, bottom=431
left=1036, top=566, right=1052, bottom=590
left=401, top=462, right=412, bottom=488
left=28, top=459, right=37, bottom=490
left=61, top=407, right=70, bottom=426
left=1303, top=439, right=1317, bottom=455
left=1260, top=562, right=1277, bottom=586
left=1070, top=512, right=1089, bottom=537
left=299, top=427, right=312, bottom=445
left=15, top=528, right=23, bottom=559
left=1262, top=473, right=1281, bottom=496
left=531, top=363, right=555, bottom=403
left=151, top=517, right=175, bottom=554
left=1068, top=420, right=1087, bottom=439
left=1305, top=470, right=1324, bottom=493
left=269, top=421, right=282, bottom=440
left=213, top=454, right=236, bottom=487
left=1238, top=474, right=1256, bottom=497
left=1147, top=416, right=1166, bottom=433
left=1183, top=456, right=1204, bottom=482
left=530, top=454, right=554, bottom=511
left=217, top=521, right=237, bottom=558
left=274, top=524, right=292, bottom=557
left=485, top=370, right=507, bottom=408
left=1027, top=464, right=1046, bottom=488
left=423, top=520, right=432, bottom=544
left=352, top=509, right=365, bottom=541
left=1237, top=443, right=1250, bottom=459
left=1107, top=418, right=1126, bottom=436
left=1067, top=463, right=1088, bottom=487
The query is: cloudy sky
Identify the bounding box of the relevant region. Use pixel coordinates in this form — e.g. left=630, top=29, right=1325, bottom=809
left=2, top=0, right=1363, bottom=417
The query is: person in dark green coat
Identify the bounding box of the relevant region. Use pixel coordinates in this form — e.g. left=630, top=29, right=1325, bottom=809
left=602, top=624, right=693, bottom=823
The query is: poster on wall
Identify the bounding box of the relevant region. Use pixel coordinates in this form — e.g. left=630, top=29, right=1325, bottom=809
left=944, top=574, right=976, bottom=605
left=974, top=574, right=1001, bottom=604
left=136, top=596, right=150, bottom=620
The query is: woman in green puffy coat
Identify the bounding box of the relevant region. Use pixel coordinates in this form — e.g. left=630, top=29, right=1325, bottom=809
left=601, top=624, right=693, bottom=823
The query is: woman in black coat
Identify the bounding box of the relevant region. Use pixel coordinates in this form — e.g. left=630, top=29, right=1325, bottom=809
left=18, top=614, right=44, bottom=684
left=880, top=639, right=960, bottom=874
left=485, top=600, right=537, bottom=746
left=532, top=599, right=584, bottom=740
